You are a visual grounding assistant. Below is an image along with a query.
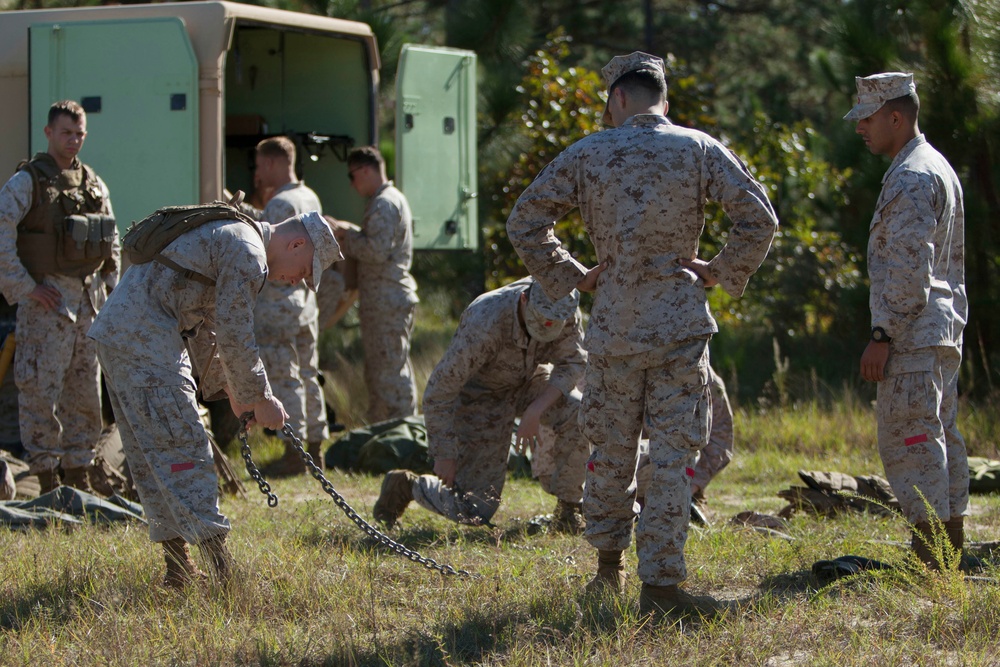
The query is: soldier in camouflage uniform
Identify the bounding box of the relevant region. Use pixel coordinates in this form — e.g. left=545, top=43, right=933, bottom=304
left=372, top=277, right=589, bottom=532
left=330, top=146, right=418, bottom=423
left=846, top=73, right=968, bottom=569
left=0, top=100, right=119, bottom=495
left=252, top=137, right=329, bottom=474
left=506, top=52, right=777, bottom=618
left=89, top=210, right=341, bottom=588
left=635, top=365, right=734, bottom=522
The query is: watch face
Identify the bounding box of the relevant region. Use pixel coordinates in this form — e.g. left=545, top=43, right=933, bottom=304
left=872, top=327, right=888, bottom=342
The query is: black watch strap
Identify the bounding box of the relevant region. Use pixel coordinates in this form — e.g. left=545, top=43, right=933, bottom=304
left=871, top=326, right=892, bottom=343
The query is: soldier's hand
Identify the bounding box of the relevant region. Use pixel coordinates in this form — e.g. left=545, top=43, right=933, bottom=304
left=576, top=262, right=608, bottom=293
left=229, top=397, right=255, bottom=422
left=434, top=457, right=457, bottom=487
left=252, top=397, right=288, bottom=431
left=515, top=411, right=542, bottom=454
left=860, top=341, right=890, bottom=382
left=27, top=284, right=62, bottom=311
left=678, top=258, right=718, bottom=287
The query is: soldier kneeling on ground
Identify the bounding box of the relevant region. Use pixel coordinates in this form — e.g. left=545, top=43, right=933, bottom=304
left=373, top=277, right=590, bottom=534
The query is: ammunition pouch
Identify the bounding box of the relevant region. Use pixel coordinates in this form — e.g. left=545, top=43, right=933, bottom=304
left=61, top=213, right=116, bottom=267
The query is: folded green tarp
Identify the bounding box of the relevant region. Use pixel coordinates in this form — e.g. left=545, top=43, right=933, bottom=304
left=0, top=485, right=144, bottom=529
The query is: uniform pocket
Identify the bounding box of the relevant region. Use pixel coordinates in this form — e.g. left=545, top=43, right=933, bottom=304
left=882, top=371, right=933, bottom=425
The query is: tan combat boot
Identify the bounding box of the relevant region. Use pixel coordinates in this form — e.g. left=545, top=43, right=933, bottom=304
left=944, top=516, right=964, bottom=554
left=61, top=466, right=93, bottom=493
left=372, top=470, right=417, bottom=527
left=943, top=516, right=983, bottom=572
left=639, top=583, right=721, bottom=619
left=911, top=521, right=943, bottom=569
left=269, top=444, right=306, bottom=477
left=585, top=549, right=626, bottom=594
left=200, top=534, right=235, bottom=585
left=36, top=468, right=59, bottom=495
left=550, top=499, right=585, bottom=535
left=307, top=441, right=325, bottom=471
left=162, top=538, right=207, bottom=589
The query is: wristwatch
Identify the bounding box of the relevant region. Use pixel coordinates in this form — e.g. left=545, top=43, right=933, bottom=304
left=870, top=326, right=892, bottom=343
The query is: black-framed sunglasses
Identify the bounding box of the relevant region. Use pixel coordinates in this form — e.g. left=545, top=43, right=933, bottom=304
left=348, top=166, right=364, bottom=182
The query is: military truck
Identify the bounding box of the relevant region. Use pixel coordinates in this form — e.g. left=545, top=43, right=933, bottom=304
left=0, top=1, right=478, bottom=447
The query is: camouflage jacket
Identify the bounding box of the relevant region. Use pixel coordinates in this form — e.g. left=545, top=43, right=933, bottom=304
left=341, top=181, right=418, bottom=309
left=88, top=218, right=271, bottom=405
left=868, top=134, right=966, bottom=350
left=506, top=114, right=777, bottom=356
left=254, top=181, right=321, bottom=332
left=422, top=278, right=586, bottom=460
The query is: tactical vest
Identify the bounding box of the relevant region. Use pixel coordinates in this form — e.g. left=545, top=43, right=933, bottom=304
left=15, top=152, right=115, bottom=281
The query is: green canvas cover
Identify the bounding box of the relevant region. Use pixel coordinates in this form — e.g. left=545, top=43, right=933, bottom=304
left=325, top=415, right=432, bottom=474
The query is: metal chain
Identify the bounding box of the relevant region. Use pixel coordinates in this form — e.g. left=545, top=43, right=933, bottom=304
left=237, top=417, right=477, bottom=578
left=239, top=415, right=278, bottom=507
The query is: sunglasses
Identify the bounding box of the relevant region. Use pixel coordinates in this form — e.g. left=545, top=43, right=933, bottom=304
left=348, top=166, right=365, bottom=182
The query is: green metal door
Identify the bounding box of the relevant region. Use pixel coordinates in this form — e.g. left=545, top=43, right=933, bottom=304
left=395, top=45, right=477, bottom=251
left=29, top=18, right=199, bottom=234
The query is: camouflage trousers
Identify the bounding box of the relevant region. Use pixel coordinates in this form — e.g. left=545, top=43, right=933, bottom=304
left=97, top=343, right=229, bottom=544
left=359, top=302, right=417, bottom=423
left=876, top=345, right=968, bottom=523
left=581, top=336, right=711, bottom=587
left=413, top=369, right=589, bottom=525
left=635, top=365, right=733, bottom=498
left=16, top=284, right=102, bottom=473
left=258, top=318, right=329, bottom=443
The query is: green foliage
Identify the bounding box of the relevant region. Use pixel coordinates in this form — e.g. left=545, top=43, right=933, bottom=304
left=707, top=116, right=861, bottom=339
left=484, top=36, right=605, bottom=288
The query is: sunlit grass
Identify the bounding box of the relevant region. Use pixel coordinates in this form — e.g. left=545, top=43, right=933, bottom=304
left=2, top=389, right=999, bottom=665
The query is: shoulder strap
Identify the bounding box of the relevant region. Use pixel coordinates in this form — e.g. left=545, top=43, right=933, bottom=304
left=152, top=254, right=216, bottom=286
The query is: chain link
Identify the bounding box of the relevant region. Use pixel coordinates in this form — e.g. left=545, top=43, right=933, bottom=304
left=237, top=417, right=478, bottom=578
left=239, top=415, right=278, bottom=507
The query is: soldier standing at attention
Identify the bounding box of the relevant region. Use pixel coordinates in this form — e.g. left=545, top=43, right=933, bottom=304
left=846, top=73, right=969, bottom=569
left=89, top=209, right=341, bottom=588
left=330, top=146, right=418, bottom=422
left=0, top=100, right=119, bottom=494
left=252, top=137, right=329, bottom=474
left=372, top=277, right=590, bottom=533
left=506, top=52, right=777, bottom=618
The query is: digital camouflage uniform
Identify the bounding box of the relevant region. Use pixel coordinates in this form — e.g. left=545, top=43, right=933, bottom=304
left=0, top=159, right=118, bottom=475
left=866, top=134, right=967, bottom=524
left=635, top=366, right=733, bottom=499
left=253, top=182, right=328, bottom=444
left=89, top=218, right=271, bottom=544
left=415, top=278, right=588, bottom=525
left=339, top=181, right=418, bottom=422
left=507, top=114, right=776, bottom=587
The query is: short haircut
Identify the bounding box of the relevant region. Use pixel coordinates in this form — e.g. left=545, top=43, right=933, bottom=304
left=256, top=136, right=296, bottom=163
left=883, top=92, right=920, bottom=121
left=347, top=146, right=384, bottom=170
left=48, top=100, right=85, bottom=126
left=610, top=69, right=667, bottom=105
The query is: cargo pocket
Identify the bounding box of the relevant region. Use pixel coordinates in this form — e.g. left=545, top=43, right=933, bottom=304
left=881, top=371, right=933, bottom=425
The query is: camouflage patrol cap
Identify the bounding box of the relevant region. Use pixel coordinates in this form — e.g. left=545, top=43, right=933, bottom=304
left=523, top=279, right=579, bottom=342
left=601, top=51, right=666, bottom=125
left=299, top=211, right=343, bottom=292
left=843, top=72, right=916, bottom=121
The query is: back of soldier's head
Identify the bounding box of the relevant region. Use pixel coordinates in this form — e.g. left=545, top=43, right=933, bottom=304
left=256, top=136, right=296, bottom=164
left=611, top=69, right=667, bottom=107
